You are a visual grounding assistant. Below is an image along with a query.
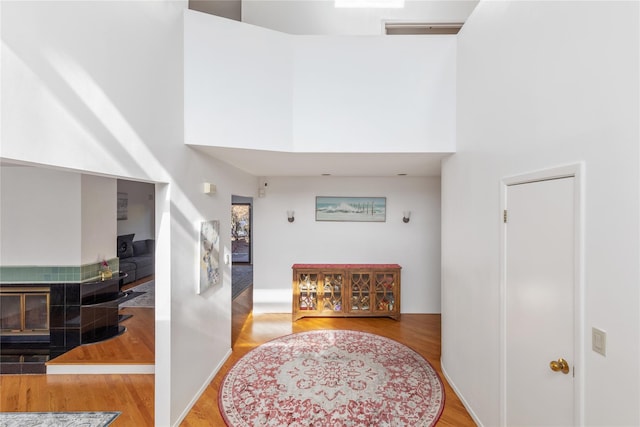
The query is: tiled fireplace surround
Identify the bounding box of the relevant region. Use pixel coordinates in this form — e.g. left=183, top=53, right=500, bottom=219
left=0, top=258, right=120, bottom=373
left=0, top=258, right=119, bottom=284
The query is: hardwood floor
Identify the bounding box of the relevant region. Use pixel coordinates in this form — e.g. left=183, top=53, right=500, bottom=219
left=181, top=314, right=476, bottom=426
left=44, top=275, right=156, bottom=366
left=1, top=308, right=476, bottom=426
left=0, top=373, right=154, bottom=425
left=231, top=285, right=253, bottom=347
left=1, top=279, right=155, bottom=426
left=46, top=307, right=154, bottom=366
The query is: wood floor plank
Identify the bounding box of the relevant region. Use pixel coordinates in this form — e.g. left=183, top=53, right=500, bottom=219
left=232, top=285, right=253, bottom=348
left=0, top=374, right=154, bottom=426
left=181, top=313, right=476, bottom=427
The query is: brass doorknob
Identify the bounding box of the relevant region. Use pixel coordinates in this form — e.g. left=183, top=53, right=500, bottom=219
left=549, top=358, right=570, bottom=374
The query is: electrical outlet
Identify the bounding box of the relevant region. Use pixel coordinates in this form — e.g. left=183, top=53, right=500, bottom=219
left=592, top=327, right=607, bottom=356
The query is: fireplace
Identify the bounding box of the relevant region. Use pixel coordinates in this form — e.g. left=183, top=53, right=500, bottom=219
left=0, top=287, right=50, bottom=338
left=1, top=274, right=126, bottom=354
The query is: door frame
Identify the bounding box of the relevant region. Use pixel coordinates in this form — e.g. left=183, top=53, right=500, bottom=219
left=499, top=163, right=585, bottom=426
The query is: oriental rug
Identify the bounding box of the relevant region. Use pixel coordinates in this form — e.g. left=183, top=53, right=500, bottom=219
left=0, top=411, right=119, bottom=426
left=219, top=330, right=444, bottom=426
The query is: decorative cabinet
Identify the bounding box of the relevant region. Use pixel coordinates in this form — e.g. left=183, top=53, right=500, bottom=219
left=292, top=264, right=401, bottom=321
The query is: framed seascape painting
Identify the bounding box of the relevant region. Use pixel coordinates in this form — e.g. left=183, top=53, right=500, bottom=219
left=199, top=219, right=221, bottom=294
left=316, top=197, right=386, bottom=222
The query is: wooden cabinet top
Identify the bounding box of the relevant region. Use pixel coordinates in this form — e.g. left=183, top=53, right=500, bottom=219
left=292, top=264, right=401, bottom=269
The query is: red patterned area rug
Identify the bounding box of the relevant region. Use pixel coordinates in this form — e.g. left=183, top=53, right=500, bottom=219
left=219, top=330, right=445, bottom=426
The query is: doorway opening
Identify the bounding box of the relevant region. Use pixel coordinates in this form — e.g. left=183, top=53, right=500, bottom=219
left=47, top=177, right=157, bottom=371
left=232, top=203, right=251, bottom=264
left=231, top=196, right=253, bottom=347
left=0, top=164, right=156, bottom=374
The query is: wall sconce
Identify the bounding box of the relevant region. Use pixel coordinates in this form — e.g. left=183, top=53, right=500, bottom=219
left=287, top=210, right=295, bottom=223
left=203, top=182, right=216, bottom=195
left=403, top=211, right=411, bottom=223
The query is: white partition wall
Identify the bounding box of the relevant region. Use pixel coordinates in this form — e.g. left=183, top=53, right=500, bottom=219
left=1, top=3, right=258, bottom=425
left=0, top=167, right=83, bottom=266
left=184, top=10, right=456, bottom=154
left=292, top=35, right=456, bottom=153
left=442, top=1, right=640, bottom=426
left=184, top=11, right=293, bottom=151
left=81, top=174, right=118, bottom=265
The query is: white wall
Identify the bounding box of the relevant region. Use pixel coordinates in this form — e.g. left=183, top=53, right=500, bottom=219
left=1, top=2, right=258, bottom=426
left=242, top=0, right=478, bottom=35
left=0, top=167, right=117, bottom=267
left=253, top=176, right=441, bottom=314
left=442, top=1, right=639, bottom=426
left=81, top=174, right=117, bottom=265
left=184, top=11, right=293, bottom=151
left=117, top=179, right=156, bottom=241
left=0, top=166, right=82, bottom=265
left=292, top=35, right=456, bottom=152
left=184, top=10, right=456, bottom=154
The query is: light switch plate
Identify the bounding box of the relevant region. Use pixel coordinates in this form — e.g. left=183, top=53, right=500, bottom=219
left=592, top=327, right=607, bottom=356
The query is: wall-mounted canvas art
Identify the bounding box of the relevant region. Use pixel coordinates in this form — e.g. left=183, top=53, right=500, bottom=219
left=117, top=192, right=128, bottom=221
left=199, top=220, right=221, bottom=294
left=316, top=197, right=386, bottom=222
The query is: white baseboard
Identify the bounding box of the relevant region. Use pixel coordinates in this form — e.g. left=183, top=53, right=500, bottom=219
left=440, top=358, right=483, bottom=427
left=172, top=348, right=232, bottom=427
left=46, top=363, right=154, bottom=375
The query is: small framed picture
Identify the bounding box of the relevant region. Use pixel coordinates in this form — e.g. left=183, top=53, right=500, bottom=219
left=117, top=192, right=128, bottom=221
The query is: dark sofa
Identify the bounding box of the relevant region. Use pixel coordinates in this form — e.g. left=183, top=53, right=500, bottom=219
left=117, top=234, right=154, bottom=285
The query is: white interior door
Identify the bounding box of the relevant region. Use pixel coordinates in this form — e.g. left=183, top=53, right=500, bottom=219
left=505, top=177, right=575, bottom=426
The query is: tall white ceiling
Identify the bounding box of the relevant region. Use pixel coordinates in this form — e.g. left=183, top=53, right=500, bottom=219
left=242, top=0, right=479, bottom=35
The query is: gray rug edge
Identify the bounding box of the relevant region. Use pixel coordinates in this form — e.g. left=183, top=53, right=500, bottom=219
left=120, top=280, right=155, bottom=308
left=0, top=411, right=121, bottom=426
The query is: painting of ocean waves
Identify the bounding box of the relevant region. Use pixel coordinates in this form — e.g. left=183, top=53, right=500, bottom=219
left=316, top=197, right=386, bottom=222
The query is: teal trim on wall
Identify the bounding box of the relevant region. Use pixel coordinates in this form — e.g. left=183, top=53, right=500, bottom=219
left=0, top=258, right=120, bottom=283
